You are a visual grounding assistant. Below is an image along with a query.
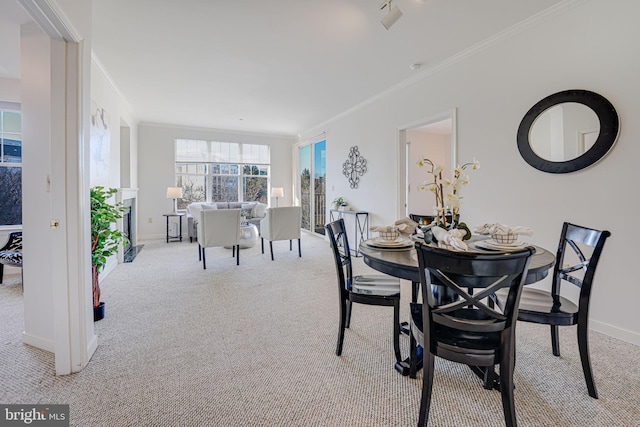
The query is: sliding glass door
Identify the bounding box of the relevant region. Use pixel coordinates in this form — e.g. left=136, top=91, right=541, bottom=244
left=298, top=139, right=326, bottom=235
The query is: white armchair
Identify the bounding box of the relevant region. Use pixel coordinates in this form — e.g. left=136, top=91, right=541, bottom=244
left=197, top=209, right=242, bottom=269
left=260, top=206, right=302, bottom=260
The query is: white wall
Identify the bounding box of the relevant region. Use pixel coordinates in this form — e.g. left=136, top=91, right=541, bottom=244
left=90, top=61, right=139, bottom=189
left=0, top=78, right=20, bottom=102
left=137, top=123, right=295, bottom=240
left=300, top=1, right=640, bottom=345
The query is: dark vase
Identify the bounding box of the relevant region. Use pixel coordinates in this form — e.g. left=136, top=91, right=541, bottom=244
left=93, top=302, right=105, bottom=321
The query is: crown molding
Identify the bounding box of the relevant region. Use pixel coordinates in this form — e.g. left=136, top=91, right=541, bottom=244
left=18, top=0, right=81, bottom=42
left=139, top=121, right=297, bottom=141
left=90, top=52, right=136, bottom=119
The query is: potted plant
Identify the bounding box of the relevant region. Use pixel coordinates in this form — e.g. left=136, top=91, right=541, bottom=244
left=416, top=157, right=480, bottom=241
left=90, top=186, right=128, bottom=321
left=333, top=196, right=348, bottom=210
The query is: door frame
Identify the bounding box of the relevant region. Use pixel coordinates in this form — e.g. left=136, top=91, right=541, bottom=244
left=396, top=109, right=457, bottom=220
left=18, top=0, right=95, bottom=375
left=294, top=137, right=326, bottom=236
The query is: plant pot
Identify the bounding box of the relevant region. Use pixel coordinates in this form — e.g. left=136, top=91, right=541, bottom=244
left=93, top=302, right=105, bottom=321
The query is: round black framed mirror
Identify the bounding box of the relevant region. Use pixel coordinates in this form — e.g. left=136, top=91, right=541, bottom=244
left=517, top=89, right=619, bottom=173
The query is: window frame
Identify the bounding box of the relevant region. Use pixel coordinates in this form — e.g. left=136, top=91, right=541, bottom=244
left=0, top=105, right=22, bottom=228
left=175, top=139, right=271, bottom=207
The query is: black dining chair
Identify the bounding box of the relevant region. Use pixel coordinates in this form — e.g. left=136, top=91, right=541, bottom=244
left=411, top=242, right=535, bottom=427
left=494, top=222, right=610, bottom=398
left=326, top=219, right=403, bottom=364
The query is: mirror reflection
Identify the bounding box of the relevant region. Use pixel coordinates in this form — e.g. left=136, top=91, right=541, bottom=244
left=530, top=102, right=600, bottom=162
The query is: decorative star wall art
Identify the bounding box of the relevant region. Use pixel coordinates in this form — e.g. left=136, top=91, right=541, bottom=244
left=342, top=146, right=367, bottom=189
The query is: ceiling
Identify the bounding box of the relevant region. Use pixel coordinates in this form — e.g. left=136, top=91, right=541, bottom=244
left=4, top=0, right=564, bottom=136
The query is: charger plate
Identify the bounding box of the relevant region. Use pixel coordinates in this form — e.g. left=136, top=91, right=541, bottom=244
left=364, top=237, right=413, bottom=250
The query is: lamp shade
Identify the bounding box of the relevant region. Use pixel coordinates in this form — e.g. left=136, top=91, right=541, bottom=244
left=166, top=187, right=183, bottom=199
left=271, top=187, right=284, bottom=198
left=381, top=4, right=402, bottom=30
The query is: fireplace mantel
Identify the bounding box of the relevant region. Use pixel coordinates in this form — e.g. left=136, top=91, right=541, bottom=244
left=118, top=188, right=138, bottom=201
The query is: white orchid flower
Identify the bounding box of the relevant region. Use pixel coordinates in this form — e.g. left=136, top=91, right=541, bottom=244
left=446, top=193, right=460, bottom=209
left=457, top=173, right=470, bottom=187
left=418, top=156, right=479, bottom=230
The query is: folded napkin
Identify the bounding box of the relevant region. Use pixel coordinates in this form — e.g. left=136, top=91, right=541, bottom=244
left=432, top=226, right=468, bottom=251
left=394, top=217, right=419, bottom=236
left=474, top=223, right=534, bottom=236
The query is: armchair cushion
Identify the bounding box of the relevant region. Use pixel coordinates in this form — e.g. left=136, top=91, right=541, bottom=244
left=253, top=202, right=267, bottom=218
left=0, top=250, right=22, bottom=266
left=260, top=206, right=302, bottom=242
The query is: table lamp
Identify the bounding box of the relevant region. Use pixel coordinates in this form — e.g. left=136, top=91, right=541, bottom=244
left=166, top=187, right=183, bottom=214
left=271, top=187, right=284, bottom=207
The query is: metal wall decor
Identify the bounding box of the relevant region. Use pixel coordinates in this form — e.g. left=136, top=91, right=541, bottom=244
left=342, top=146, right=367, bottom=188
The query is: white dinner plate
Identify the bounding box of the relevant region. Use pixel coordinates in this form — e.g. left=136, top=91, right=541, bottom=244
left=473, top=240, right=529, bottom=251
left=366, top=237, right=413, bottom=249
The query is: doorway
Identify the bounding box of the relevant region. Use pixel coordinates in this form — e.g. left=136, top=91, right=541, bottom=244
left=298, top=139, right=326, bottom=235
left=398, top=110, right=456, bottom=219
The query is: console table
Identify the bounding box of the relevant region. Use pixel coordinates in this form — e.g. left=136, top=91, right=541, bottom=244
left=329, top=209, right=369, bottom=257
left=163, top=212, right=185, bottom=243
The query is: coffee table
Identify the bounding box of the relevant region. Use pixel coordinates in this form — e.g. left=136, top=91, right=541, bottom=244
left=225, top=223, right=259, bottom=249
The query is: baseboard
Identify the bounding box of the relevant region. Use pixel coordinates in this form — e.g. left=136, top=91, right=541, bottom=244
left=591, top=319, right=640, bottom=347
left=22, top=332, right=55, bottom=353
left=138, top=233, right=170, bottom=241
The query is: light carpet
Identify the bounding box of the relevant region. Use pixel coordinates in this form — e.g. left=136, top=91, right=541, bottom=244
left=0, top=233, right=638, bottom=426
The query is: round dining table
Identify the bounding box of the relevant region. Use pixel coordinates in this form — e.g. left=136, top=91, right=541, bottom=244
left=359, top=236, right=556, bottom=378
left=359, top=237, right=555, bottom=286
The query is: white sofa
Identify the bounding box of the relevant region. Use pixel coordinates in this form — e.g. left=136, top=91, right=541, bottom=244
left=186, top=201, right=267, bottom=242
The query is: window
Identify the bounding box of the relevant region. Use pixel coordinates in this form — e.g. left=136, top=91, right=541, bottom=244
left=0, top=108, right=22, bottom=226
left=175, top=139, right=270, bottom=208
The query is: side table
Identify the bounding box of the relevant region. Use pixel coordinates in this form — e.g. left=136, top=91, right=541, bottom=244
left=163, top=213, right=185, bottom=243
left=329, top=209, right=369, bottom=257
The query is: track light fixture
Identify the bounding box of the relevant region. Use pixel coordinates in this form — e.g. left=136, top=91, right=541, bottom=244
left=380, top=0, right=403, bottom=30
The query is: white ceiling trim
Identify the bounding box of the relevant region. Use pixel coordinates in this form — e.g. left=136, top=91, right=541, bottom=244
left=138, top=121, right=297, bottom=141
left=91, top=52, right=135, bottom=116
left=18, top=0, right=81, bottom=42
left=302, top=0, right=587, bottom=137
